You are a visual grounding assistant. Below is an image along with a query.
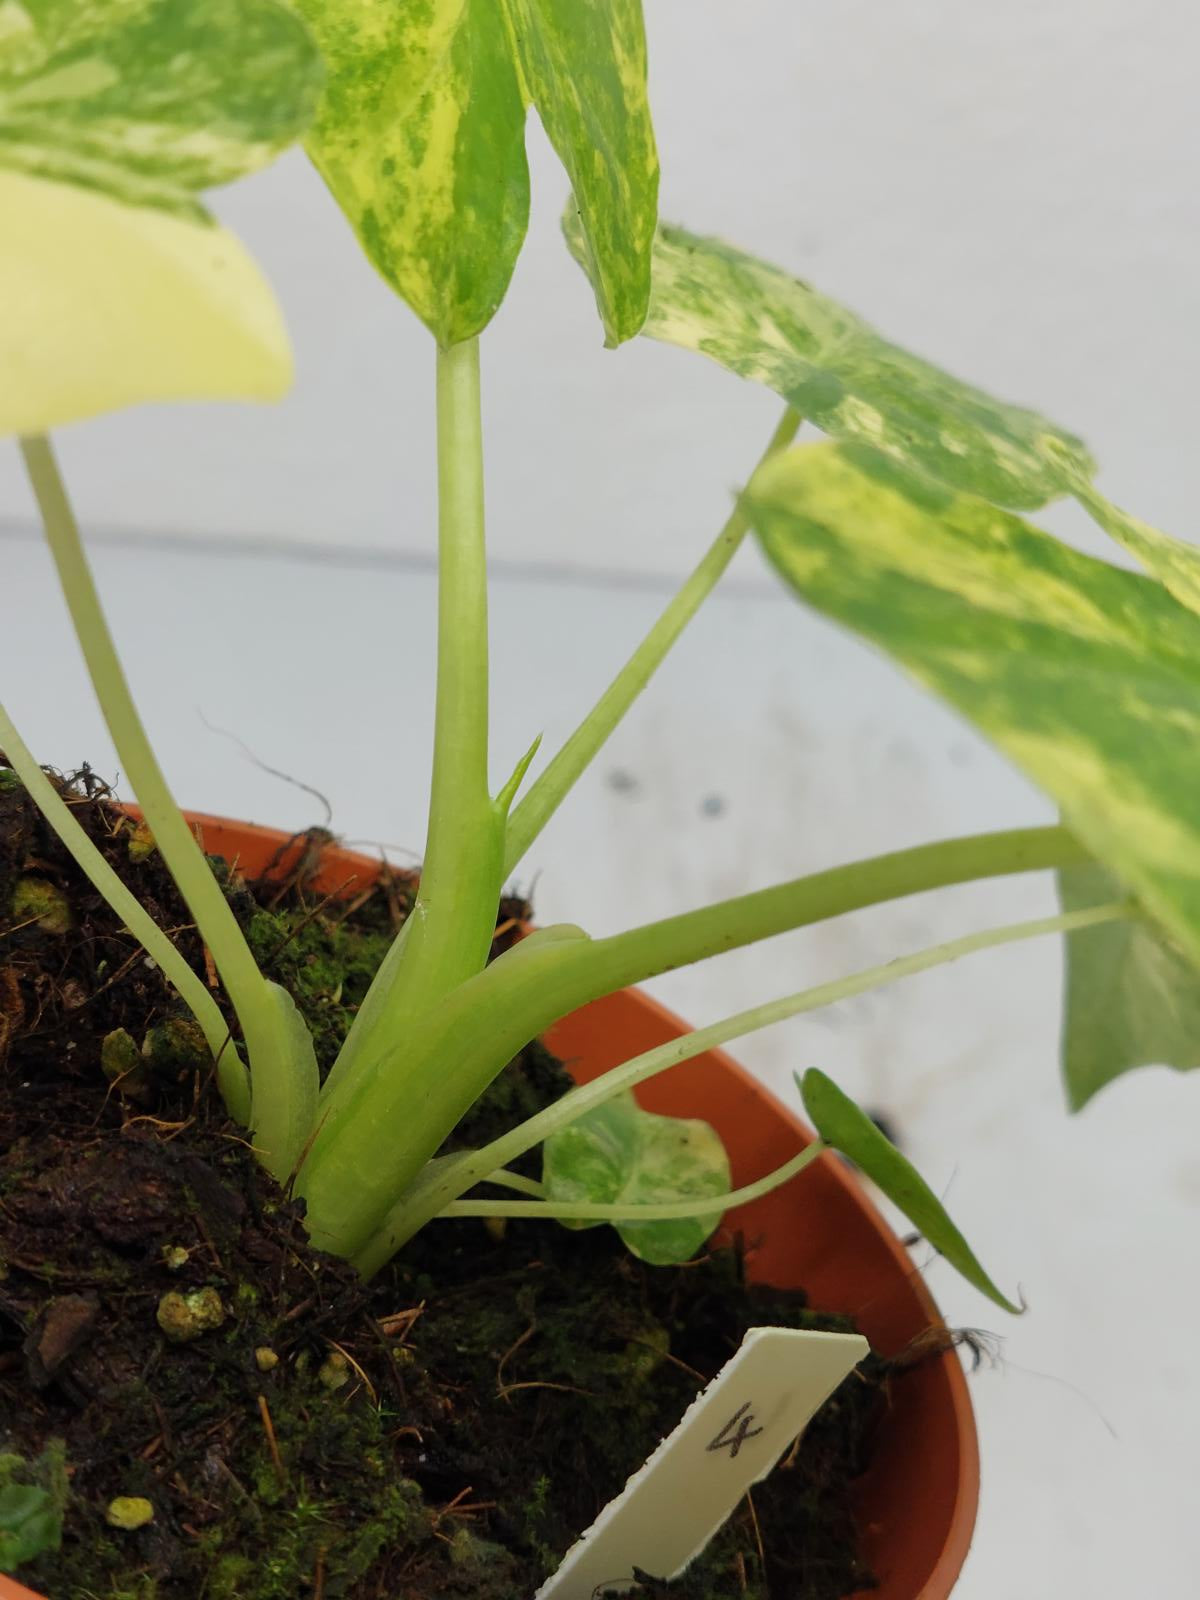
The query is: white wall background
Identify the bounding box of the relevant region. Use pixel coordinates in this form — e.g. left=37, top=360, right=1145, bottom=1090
left=2, top=3, right=1198, bottom=1596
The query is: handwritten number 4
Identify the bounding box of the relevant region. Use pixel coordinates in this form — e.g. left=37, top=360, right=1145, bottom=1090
left=706, top=1401, right=764, bottom=1460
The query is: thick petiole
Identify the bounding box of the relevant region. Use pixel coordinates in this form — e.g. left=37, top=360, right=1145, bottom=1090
left=320, top=337, right=502, bottom=1104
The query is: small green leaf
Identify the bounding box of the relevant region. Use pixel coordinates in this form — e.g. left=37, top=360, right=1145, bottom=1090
left=0, top=0, right=323, bottom=215
left=567, top=218, right=1094, bottom=507
left=799, top=1069, right=1020, bottom=1313
left=294, top=0, right=656, bottom=345
left=542, top=1091, right=730, bottom=1265
left=1059, top=861, right=1200, bottom=1109
left=0, top=1483, right=61, bottom=1571
left=746, top=443, right=1200, bottom=970
left=508, top=0, right=657, bottom=345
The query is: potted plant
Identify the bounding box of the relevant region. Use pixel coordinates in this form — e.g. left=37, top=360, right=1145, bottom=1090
left=2, top=2, right=1197, bottom=1596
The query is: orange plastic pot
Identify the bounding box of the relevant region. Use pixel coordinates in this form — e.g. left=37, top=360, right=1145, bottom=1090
left=1, top=817, right=977, bottom=1600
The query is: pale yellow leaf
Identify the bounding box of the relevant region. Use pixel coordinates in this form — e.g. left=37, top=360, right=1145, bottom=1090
left=0, top=166, right=292, bottom=435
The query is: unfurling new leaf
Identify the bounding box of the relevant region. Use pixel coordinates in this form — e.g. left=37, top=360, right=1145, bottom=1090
left=542, top=1091, right=730, bottom=1265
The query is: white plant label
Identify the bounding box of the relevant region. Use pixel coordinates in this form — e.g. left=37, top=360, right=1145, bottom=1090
left=536, top=1325, right=869, bottom=1599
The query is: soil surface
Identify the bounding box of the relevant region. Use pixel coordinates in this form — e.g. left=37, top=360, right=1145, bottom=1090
left=0, top=766, right=892, bottom=1599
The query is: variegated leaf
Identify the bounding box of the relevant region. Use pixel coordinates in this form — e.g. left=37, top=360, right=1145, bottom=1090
left=0, top=0, right=321, bottom=433
left=0, top=0, right=323, bottom=216
left=1073, top=477, right=1200, bottom=619
left=1059, top=861, right=1200, bottom=1108
left=295, top=0, right=528, bottom=346
left=0, top=167, right=293, bottom=434
left=566, top=218, right=1094, bottom=508
left=295, top=0, right=656, bottom=345
left=508, top=0, right=657, bottom=346
left=745, top=443, right=1200, bottom=968
left=542, top=1090, right=730, bottom=1266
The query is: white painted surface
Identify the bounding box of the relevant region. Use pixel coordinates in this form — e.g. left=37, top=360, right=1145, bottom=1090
left=2, top=535, right=1197, bottom=1597
left=2, top=1, right=1198, bottom=1592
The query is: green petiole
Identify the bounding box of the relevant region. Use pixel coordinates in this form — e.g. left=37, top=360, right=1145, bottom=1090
left=0, top=704, right=251, bottom=1122
left=503, top=405, right=802, bottom=874
left=351, top=896, right=1130, bottom=1271
left=441, top=1140, right=827, bottom=1224
left=320, top=338, right=505, bottom=1107
left=19, top=434, right=314, bottom=1178
left=303, top=822, right=1096, bottom=1264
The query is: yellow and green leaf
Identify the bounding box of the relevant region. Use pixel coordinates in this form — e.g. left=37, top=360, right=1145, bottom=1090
left=506, top=0, right=657, bottom=346
left=567, top=219, right=1094, bottom=509
left=0, top=0, right=322, bottom=214
left=744, top=442, right=1200, bottom=971
left=542, top=1091, right=730, bottom=1265
left=0, top=0, right=322, bottom=433
left=294, top=0, right=528, bottom=347
left=1058, top=861, right=1200, bottom=1108
left=1073, top=477, right=1200, bottom=619
left=294, top=0, right=657, bottom=346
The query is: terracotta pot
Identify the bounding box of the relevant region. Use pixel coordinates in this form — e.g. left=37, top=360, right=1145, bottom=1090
left=1, top=816, right=978, bottom=1600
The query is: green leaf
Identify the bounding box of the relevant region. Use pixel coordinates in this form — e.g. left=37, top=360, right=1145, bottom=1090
left=0, top=0, right=323, bottom=434
left=508, top=0, right=657, bottom=346
left=1059, top=861, right=1200, bottom=1109
left=746, top=442, right=1200, bottom=970
left=0, top=0, right=323, bottom=216
left=0, top=1483, right=61, bottom=1571
left=568, top=218, right=1094, bottom=508
left=799, top=1069, right=1021, bottom=1313
left=294, top=0, right=656, bottom=345
left=542, top=1091, right=730, bottom=1265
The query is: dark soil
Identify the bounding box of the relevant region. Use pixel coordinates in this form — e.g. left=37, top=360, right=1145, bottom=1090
left=0, top=765, right=891, bottom=1599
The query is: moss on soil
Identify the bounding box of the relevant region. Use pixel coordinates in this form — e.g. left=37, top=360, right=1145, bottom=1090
left=0, top=765, right=894, bottom=1599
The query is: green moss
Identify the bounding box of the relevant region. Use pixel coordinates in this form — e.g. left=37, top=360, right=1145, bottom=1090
left=10, top=876, right=72, bottom=935
left=142, top=1017, right=208, bottom=1085
left=243, top=905, right=400, bottom=1075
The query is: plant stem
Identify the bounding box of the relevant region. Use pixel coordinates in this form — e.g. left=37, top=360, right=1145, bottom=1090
left=352, top=897, right=1128, bottom=1269
left=18, top=433, right=309, bottom=1172
left=503, top=406, right=802, bottom=875
left=441, top=1141, right=828, bottom=1224
left=480, top=1170, right=545, bottom=1198
left=0, top=704, right=250, bottom=1121
left=301, top=822, right=1092, bottom=1262
left=320, top=338, right=501, bottom=1104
